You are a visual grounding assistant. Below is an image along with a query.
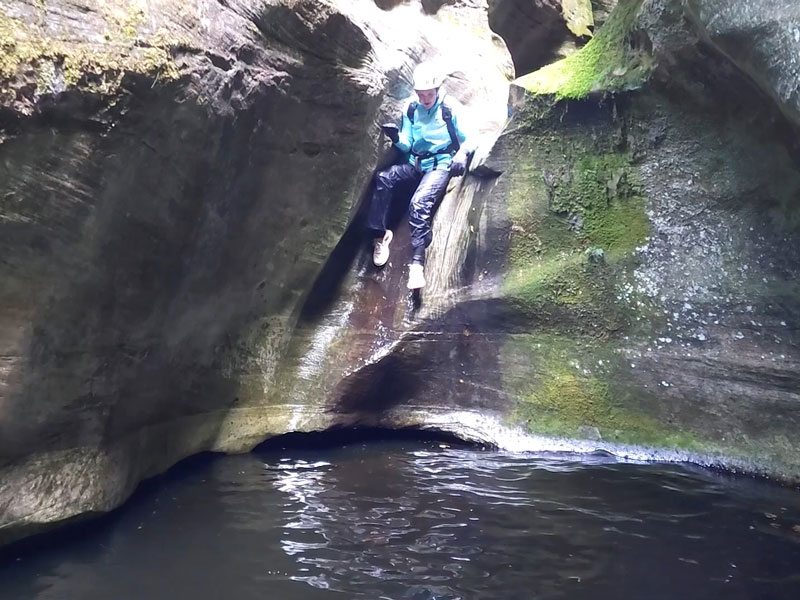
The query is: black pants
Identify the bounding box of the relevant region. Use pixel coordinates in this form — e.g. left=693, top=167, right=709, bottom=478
left=365, top=163, right=450, bottom=265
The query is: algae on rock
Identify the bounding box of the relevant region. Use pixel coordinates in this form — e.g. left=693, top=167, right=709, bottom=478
left=0, top=5, right=191, bottom=114
left=518, top=0, right=652, bottom=98
left=500, top=97, right=650, bottom=341
left=483, top=0, right=800, bottom=482
left=504, top=331, right=703, bottom=450
left=561, top=0, right=595, bottom=38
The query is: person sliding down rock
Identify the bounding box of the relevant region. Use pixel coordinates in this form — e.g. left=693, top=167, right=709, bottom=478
left=365, top=62, right=472, bottom=290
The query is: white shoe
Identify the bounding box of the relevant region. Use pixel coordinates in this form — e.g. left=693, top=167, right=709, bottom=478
left=407, top=263, right=426, bottom=289
left=372, top=230, right=393, bottom=266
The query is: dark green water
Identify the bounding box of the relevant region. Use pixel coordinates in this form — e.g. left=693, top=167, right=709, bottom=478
left=2, top=437, right=800, bottom=599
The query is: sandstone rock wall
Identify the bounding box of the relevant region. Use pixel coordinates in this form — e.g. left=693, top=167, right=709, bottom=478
left=0, top=0, right=512, bottom=546
left=292, top=0, right=800, bottom=482
left=685, top=0, right=800, bottom=128
left=3, top=0, right=800, bottom=551
left=478, top=0, right=800, bottom=476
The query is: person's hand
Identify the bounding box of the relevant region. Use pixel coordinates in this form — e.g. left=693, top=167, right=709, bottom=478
left=449, top=153, right=467, bottom=177
left=381, top=123, right=399, bottom=143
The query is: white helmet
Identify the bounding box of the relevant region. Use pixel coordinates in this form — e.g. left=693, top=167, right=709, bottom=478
left=413, top=62, right=444, bottom=90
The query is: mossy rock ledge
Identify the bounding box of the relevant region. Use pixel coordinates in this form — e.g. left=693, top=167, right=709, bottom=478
left=475, top=0, right=800, bottom=481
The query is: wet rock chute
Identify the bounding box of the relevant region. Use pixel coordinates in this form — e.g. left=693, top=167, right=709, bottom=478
left=1, top=0, right=799, bottom=552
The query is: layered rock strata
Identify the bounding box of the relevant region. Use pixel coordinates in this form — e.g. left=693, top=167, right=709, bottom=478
left=294, top=0, right=800, bottom=481
left=0, top=0, right=512, bottom=546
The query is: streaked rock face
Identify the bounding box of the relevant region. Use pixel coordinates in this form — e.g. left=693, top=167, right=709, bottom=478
left=2, top=0, right=799, bottom=550
left=291, top=0, right=800, bottom=485
left=685, top=0, right=800, bottom=127
left=0, top=0, right=512, bottom=546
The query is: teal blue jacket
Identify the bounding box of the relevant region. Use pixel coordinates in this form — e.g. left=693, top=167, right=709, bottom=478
left=393, top=93, right=468, bottom=173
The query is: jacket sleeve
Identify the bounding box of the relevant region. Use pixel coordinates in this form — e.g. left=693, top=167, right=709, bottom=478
left=394, top=105, right=413, bottom=153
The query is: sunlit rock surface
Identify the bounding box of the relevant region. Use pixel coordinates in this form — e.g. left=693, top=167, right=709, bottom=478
left=685, top=0, right=800, bottom=128
left=2, top=0, right=799, bottom=550
left=0, top=0, right=511, bottom=546
left=292, top=0, right=800, bottom=482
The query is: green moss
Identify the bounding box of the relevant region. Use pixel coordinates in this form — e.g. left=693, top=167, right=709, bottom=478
left=505, top=252, right=638, bottom=337
left=504, top=144, right=649, bottom=267
left=507, top=252, right=586, bottom=307
left=505, top=161, right=561, bottom=268
left=118, top=4, right=146, bottom=39
left=553, top=152, right=649, bottom=254
left=505, top=333, right=703, bottom=450
left=505, top=160, right=587, bottom=266
left=503, top=147, right=648, bottom=334
left=516, top=0, right=653, bottom=99
left=0, top=13, right=40, bottom=78
left=0, top=8, right=190, bottom=102
left=517, top=373, right=703, bottom=449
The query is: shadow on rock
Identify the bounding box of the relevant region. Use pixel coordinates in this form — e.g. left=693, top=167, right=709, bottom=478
left=331, top=351, right=426, bottom=415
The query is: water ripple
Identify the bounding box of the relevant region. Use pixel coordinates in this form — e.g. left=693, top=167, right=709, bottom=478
left=2, top=443, right=800, bottom=600
left=253, top=445, right=800, bottom=600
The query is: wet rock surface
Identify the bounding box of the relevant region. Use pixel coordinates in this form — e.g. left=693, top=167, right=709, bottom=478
left=1, top=0, right=383, bottom=545
left=291, top=0, right=800, bottom=483
left=479, top=0, right=800, bottom=476
left=0, top=0, right=511, bottom=545
left=685, top=0, right=800, bottom=128
left=2, top=0, right=800, bottom=550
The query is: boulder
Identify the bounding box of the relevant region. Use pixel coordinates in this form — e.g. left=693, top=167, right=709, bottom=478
left=686, top=0, right=800, bottom=128
left=0, top=0, right=512, bottom=546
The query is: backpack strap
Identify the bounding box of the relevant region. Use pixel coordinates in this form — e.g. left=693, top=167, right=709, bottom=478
left=407, top=101, right=418, bottom=123
left=440, top=102, right=461, bottom=154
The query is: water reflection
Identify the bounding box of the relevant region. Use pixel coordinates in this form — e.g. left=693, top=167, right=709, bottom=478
left=1, top=442, right=800, bottom=600
left=261, top=446, right=800, bottom=600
